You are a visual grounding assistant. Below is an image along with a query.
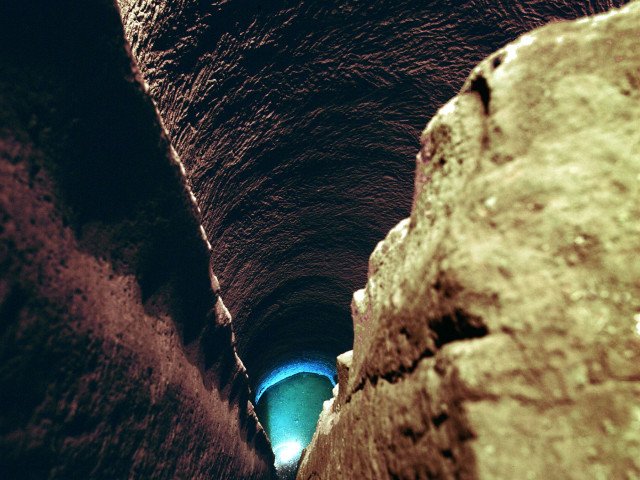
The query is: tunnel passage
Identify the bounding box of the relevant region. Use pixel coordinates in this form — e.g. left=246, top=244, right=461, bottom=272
left=242, top=277, right=350, bottom=475
left=256, top=369, right=335, bottom=478
left=116, top=0, right=628, bottom=475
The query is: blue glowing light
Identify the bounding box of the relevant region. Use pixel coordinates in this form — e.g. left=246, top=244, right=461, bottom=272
left=254, top=358, right=336, bottom=403
left=273, top=440, right=303, bottom=466
left=256, top=371, right=335, bottom=477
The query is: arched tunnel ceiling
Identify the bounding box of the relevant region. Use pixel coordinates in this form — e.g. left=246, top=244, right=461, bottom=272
left=117, top=0, right=626, bottom=388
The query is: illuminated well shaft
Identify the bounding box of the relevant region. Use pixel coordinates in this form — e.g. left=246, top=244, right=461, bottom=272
left=256, top=372, right=334, bottom=477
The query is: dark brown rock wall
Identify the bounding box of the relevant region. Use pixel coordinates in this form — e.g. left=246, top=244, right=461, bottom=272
left=0, top=1, right=273, bottom=478
left=298, top=3, right=640, bottom=479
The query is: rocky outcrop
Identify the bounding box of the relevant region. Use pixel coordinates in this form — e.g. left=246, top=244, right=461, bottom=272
left=298, top=3, right=640, bottom=479
left=115, top=0, right=624, bottom=393
left=0, top=1, right=274, bottom=478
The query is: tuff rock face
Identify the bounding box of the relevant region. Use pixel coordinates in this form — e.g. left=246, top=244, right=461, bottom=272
left=298, top=3, right=640, bottom=479
left=0, top=1, right=274, bottom=478
left=2, top=0, right=638, bottom=478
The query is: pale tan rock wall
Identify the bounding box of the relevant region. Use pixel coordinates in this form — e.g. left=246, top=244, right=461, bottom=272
left=299, top=3, right=640, bottom=479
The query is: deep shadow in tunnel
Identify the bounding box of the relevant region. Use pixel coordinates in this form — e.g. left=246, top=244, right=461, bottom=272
left=240, top=275, right=353, bottom=393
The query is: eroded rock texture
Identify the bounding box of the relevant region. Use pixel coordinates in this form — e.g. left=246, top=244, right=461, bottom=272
left=0, top=1, right=274, bottom=478
left=116, top=0, right=626, bottom=396
left=299, top=3, right=640, bottom=479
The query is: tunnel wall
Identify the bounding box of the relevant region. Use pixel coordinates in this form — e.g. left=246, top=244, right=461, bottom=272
left=0, top=1, right=274, bottom=478
left=116, top=0, right=626, bottom=392
left=298, top=3, right=640, bottom=478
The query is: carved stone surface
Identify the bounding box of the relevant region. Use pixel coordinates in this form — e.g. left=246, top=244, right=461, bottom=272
left=0, top=1, right=273, bottom=478
left=299, top=3, right=640, bottom=478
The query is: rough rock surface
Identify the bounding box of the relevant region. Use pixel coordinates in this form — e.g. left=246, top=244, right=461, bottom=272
left=299, top=3, right=640, bottom=479
left=116, top=0, right=625, bottom=390
left=0, top=1, right=274, bottom=478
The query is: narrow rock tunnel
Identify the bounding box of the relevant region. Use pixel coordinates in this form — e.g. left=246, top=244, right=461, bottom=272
left=116, top=0, right=629, bottom=475
left=1, top=0, right=639, bottom=479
